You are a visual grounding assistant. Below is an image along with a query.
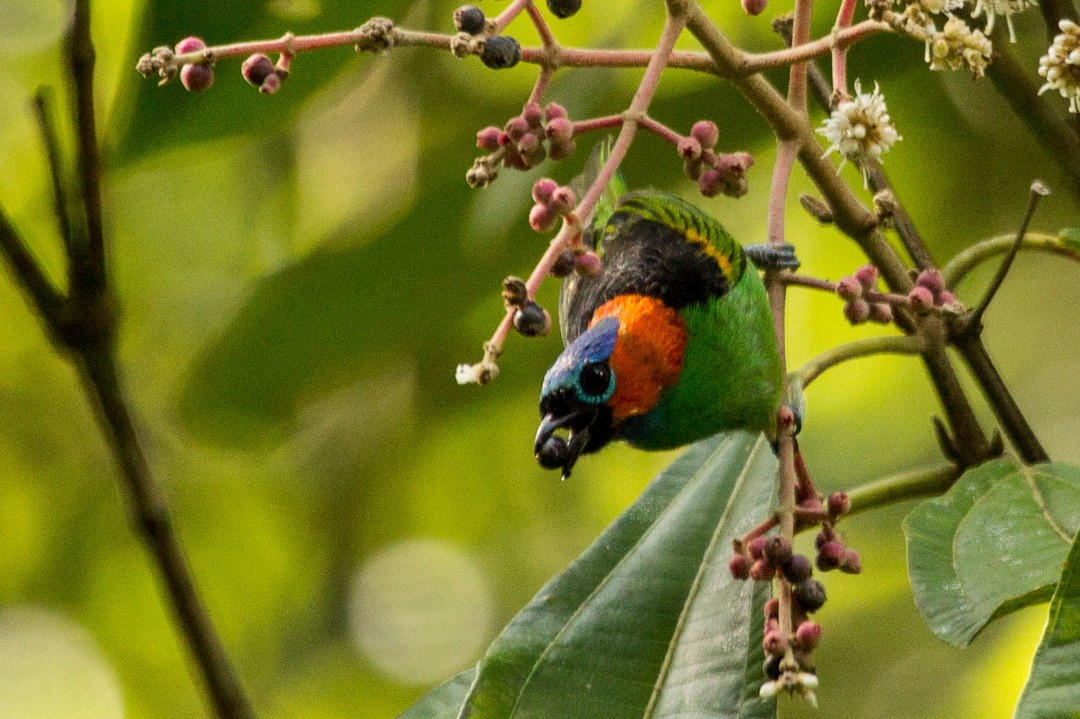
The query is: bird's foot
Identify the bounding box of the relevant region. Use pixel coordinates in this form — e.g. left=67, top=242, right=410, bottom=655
left=746, top=243, right=800, bottom=272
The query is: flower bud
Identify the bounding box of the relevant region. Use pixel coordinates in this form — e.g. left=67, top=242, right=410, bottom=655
left=543, top=102, right=568, bottom=121
left=869, top=302, right=893, bottom=324
left=529, top=204, right=557, bottom=232
left=242, top=53, right=276, bottom=87
left=677, top=136, right=703, bottom=161
left=481, top=35, right=522, bottom=69
left=908, top=286, right=934, bottom=313
left=574, top=251, right=602, bottom=277
left=795, top=621, right=822, bottom=650
left=476, top=126, right=502, bottom=151
left=827, top=491, right=851, bottom=516
left=835, top=276, right=862, bottom=301
left=690, top=120, right=719, bottom=148
left=175, top=36, right=207, bottom=54
left=729, top=553, right=751, bottom=580
left=816, top=540, right=845, bottom=571
left=180, top=63, right=214, bottom=92
left=548, top=186, right=577, bottom=214
left=454, top=5, right=486, bottom=35
left=844, top=298, right=871, bottom=325
left=514, top=300, right=551, bottom=337
left=750, top=559, right=775, bottom=581
left=854, top=263, right=879, bottom=290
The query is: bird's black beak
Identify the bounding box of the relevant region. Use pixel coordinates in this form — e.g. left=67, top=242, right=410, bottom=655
left=534, top=407, right=599, bottom=480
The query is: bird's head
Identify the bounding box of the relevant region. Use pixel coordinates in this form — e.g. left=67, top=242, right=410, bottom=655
left=534, top=316, right=619, bottom=480
left=534, top=296, right=689, bottom=479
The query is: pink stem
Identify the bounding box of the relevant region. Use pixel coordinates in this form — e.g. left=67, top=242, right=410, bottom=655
left=493, top=0, right=533, bottom=34
left=832, top=0, right=859, bottom=96
left=524, top=1, right=557, bottom=48
left=738, top=21, right=887, bottom=75
left=571, top=115, right=625, bottom=135
left=638, top=115, right=684, bottom=146
left=528, top=68, right=553, bottom=105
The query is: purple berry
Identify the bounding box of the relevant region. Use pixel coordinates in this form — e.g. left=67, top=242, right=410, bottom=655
left=854, top=263, right=879, bottom=290
left=180, top=63, right=214, bottom=92
left=514, top=301, right=551, bottom=337
left=532, top=178, right=558, bottom=205
left=550, top=250, right=577, bottom=278
left=793, top=579, right=827, bottom=613
left=840, top=548, right=862, bottom=574
left=454, top=5, right=486, bottom=35
left=916, top=268, right=945, bottom=296
left=175, top=36, right=206, bottom=54
left=481, top=35, right=521, bottom=69
left=742, top=0, right=769, bottom=14
left=698, top=168, right=722, bottom=198
left=543, top=102, right=568, bottom=121
left=529, top=204, right=557, bottom=233
left=747, top=536, right=767, bottom=561
left=764, top=536, right=793, bottom=567
left=546, top=0, right=583, bottom=18
left=690, top=120, right=719, bottom=148
left=750, top=559, right=775, bottom=582
left=844, top=298, right=871, bottom=325
left=677, top=136, right=702, bottom=161
left=522, top=102, right=544, bottom=130
left=729, top=554, right=751, bottom=580
left=242, top=54, right=276, bottom=88
left=782, top=554, right=813, bottom=583
left=827, top=492, right=851, bottom=517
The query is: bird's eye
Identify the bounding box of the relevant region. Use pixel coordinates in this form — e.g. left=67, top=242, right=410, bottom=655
left=578, top=362, right=612, bottom=397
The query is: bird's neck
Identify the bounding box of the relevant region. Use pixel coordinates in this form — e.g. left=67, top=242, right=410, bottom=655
left=589, top=295, right=688, bottom=422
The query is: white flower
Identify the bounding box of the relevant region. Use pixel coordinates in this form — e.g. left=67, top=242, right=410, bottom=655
left=455, top=361, right=499, bottom=385
left=928, top=17, right=994, bottom=77
left=818, top=80, right=902, bottom=185
left=970, top=0, right=1038, bottom=42
left=1038, top=19, right=1080, bottom=113
left=921, top=0, right=965, bottom=15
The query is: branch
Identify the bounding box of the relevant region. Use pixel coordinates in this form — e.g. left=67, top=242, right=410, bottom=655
left=794, top=334, right=925, bottom=387
left=736, top=20, right=888, bottom=75
left=846, top=464, right=962, bottom=516
left=31, top=89, right=75, bottom=262
left=941, top=232, right=1080, bottom=287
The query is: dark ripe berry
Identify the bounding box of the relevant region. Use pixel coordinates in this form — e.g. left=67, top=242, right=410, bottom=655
left=764, top=536, right=792, bottom=567
left=816, top=540, right=845, bottom=571
left=749, top=559, right=775, bottom=582
left=175, top=36, right=206, bottom=54
left=763, top=654, right=782, bottom=681
left=546, top=0, right=583, bottom=18
left=840, top=548, right=862, bottom=574
left=908, top=286, right=934, bottom=313
left=795, top=621, right=822, bottom=650
left=537, top=435, right=568, bottom=469
left=529, top=204, right=557, bottom=233
left=827, top=491, right=851, bottom=517
left=763, top=597, right=779, bottom=619
left=835, top=276, right=862, bottom=301
left=747, top=536, right=767, bottom=561
left=514, top=301, right=551, bottom=337
left=763, top=629, right=787, bottom=656
left=782, top=554, right=813, bottom=584
left=742, top=0, right=768, bottom=14
left=728, top=554, right=751, bottom=581
left=793, top=579, right=827, bottom=613
left=690, top=120, right=719, bottom=148
left=180, top=63, right=214, bottom=92
left=242, top=54, right=275, bottom=87
left=476, top=126, right=501, bottom=151
left=550, top=250, right=576, bottom=278
left=481, top=35, right=522, bottom=69
left=454, top=5, right=486, bottom=35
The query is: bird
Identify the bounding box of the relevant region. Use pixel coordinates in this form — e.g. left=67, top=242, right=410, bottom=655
left=534, top=143, right=797, bottom=479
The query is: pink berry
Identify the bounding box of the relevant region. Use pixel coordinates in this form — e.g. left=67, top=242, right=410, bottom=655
left=763, top=629, right=788, bottom=656
left=939, top=290, right=956, bottom=305
left=180, top=63, right=214, bottom=92
left=518, top=132, right=542, bottom=155
left=908, top=286, right=934, bottom=313
left=175, top=36, right=207, bottom=54
left=690, top=120, right=719, bottom=148
left=476, top=126, right=502, bottom=151
left=870, top=302, right=893, bottom=324
left=844, top=298, right=871, bottom=325
left=916, top=269, right=945, bottom=297
left=505, top=116, right=529, bottom=141
left=677, top=136, right=702, bottom=161
left=747, top=536, right=767, bottom=561
left=795, top=621, right=822, bottom=650
left=698, top=168, right=722, bottom=198
left=835, top=276, right=862, bottom=301
left=532, top=178, right=558, bottom=205
left=816, top=540, right=845, bottom=571
left=529, top=204, right=557, bottom=232
left=522, top=102, right=543, bottom=130
left=729, top=554, right=751, bottom=580
left=574, top=251, right=602, bottom=277
left=764, top=597, right=779, bottom=619
left=242, top=53, right=275, bottom=87
left=742, top=0, right=769, bottom=14
left=715, top=151, right=754, bottom=176
left=841, top=548, right=862, bottom=574
left=683, top=158, right=703, bottom=181
left=854, top=263, right=879, bottom=290
left=259, top=72, right=281, bottom=95
left=545, top=117, right=573, bottom=143
left=543, top=102, right=568, bottom=121
left=750, top=559, right=775, bottom=582
left=827, top=492, right=851, bottom=517
left=548, top=138, right=576, bottom=161
left=548, top=186, right=577, bottom=214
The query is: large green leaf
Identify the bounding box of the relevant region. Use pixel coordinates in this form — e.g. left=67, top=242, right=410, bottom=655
left=904, top=459, right=1080, bottom=647
left=1014, top=527, right=1080, bottom=719
left=456, top=430, right=777, bottom=719
left=399, top=670, right=477, bottom=719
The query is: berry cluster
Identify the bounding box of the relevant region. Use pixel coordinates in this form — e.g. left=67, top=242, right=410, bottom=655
left=836, top=263, right=893, bottom=325
left=449, top=6, right=523, bottom=70
left=528, top=178, right=576, bottom=232
left=469, top=103, right=576, bottom=187
left=906, top=269, right=956, bottom=313
left=679, top=121, right=754, bottom=198
left=502, top=277, right=552, bottom=338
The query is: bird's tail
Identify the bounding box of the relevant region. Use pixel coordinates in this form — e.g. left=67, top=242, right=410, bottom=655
left=570, top=139, right=627, bottom=251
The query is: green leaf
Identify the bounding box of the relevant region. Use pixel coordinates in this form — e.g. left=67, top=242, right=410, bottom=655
left=1014, top=527, right=1080, bottom=719
left=459, top=431, right=778, bottom=719
left=904, top=459, right=1080, bottom=648
left=1059, top=228, right=1080, bottom=252
left=398, top=670, right=476, bottom=719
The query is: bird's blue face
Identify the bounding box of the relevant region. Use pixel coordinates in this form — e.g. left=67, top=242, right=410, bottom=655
left=535, top=316, right=619, bottom=479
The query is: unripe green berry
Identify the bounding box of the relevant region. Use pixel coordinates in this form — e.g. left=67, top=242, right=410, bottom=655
left=242, top=54, right=275, bottom=87
left=514, top=300, right=551, bottom=337
left=454, top=5, right=486, bottom=35
left=546, top=0, right=583, bottom=18
left=793, top=578, right=827, bottom=613
left=180, top=63, right=214, bottom=92
left=481, top=35, right=522, bottom=69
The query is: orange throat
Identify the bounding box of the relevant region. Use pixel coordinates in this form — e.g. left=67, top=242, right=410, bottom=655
left=589, top=295, right=689, bottom=422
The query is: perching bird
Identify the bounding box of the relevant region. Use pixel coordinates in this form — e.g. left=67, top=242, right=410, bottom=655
left=534, top=145, right=796, bottom=479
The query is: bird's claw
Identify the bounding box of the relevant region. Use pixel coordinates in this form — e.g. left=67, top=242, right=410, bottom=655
left=746, top=243, right=800, bottom=272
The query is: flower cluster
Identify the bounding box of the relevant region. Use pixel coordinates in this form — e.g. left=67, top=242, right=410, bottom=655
left=970, top=0, right=1037, bottom=42
left=679, top=121, right=754, bottom=198
left=818, top=81, right=901, bottom=186
left=1039, top=20, right=1080, bottom=114
left=836, top=264, right=895, bottom=325
left=468, top=103, right=576, bottom=188
left=928, top=17, right=993, bottom=77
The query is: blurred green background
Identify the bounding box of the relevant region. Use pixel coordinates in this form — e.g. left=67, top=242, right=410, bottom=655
left=0, top=0, right=1078, bottom=717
